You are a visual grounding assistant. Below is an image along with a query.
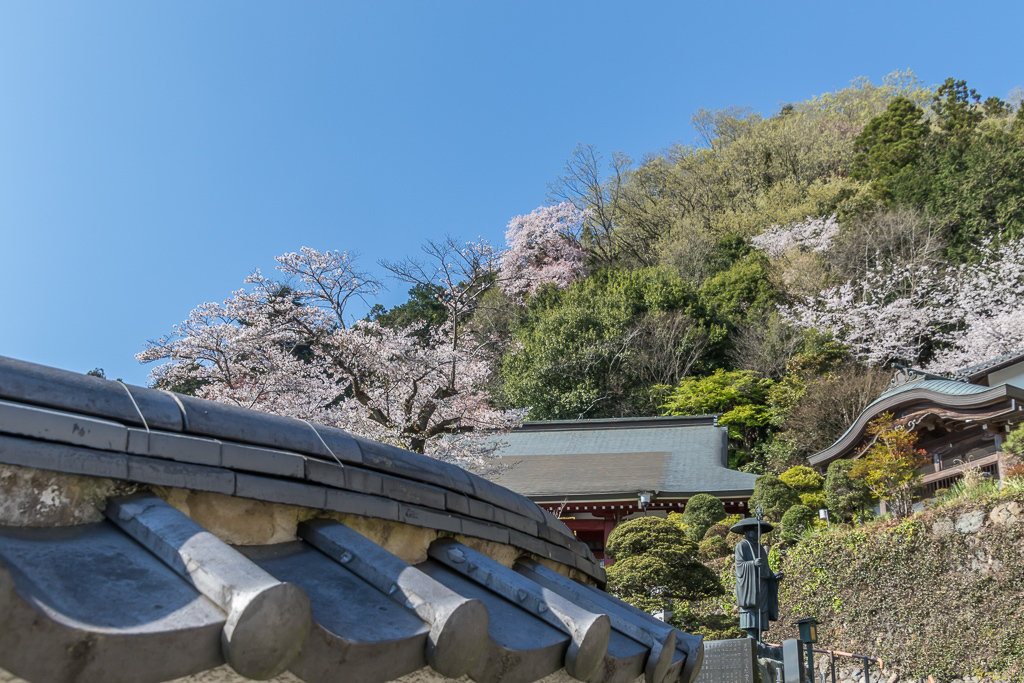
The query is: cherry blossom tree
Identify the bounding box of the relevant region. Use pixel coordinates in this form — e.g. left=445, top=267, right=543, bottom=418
left=751, top=215, right=840, bottom=258
left=499, top=202, right=589, bottom=299
left=781, top=233, right=1024, bottom=371
left=380, top=236, right=500, bottom=347
left=927, top=238, right=1024, bottom=373
left=782, top=259, right=948, bottom=366
left=138, top=247, right=524, bottom=470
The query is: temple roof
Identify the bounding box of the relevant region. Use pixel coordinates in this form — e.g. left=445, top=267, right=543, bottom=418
left=0, top=355, right=707, bottom=683
left=952, top=348, right=1024, bottom=383
left=808, top=378, right=1024, bottom=467
left=491, top=416, right=758, bottom=501
left=879, top=378, right=991, bottom=399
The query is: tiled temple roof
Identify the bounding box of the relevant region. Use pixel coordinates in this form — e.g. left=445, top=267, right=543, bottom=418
left=0, top=356, right=704, bottom=683
left=808, top=377, right=1024, bottom=467
left=952, top=348, right=1024, bottom=383
left=491, top=417, right=757, bottom=501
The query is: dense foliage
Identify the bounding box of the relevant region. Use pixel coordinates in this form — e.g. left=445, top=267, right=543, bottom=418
left=604, top=517, right=723, bottom=614
left=140, top=71, right=1024, bottom=479
left=747, top=474, right=800, bottom=522
left=768, top=487, right=1024, bottom=679
left=679, top=493, right=727, bottom=542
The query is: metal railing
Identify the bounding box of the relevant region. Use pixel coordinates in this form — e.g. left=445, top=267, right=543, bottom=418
left=767, top=643, right=884, bottom=683
left=812, top=647, right=883, bottom=683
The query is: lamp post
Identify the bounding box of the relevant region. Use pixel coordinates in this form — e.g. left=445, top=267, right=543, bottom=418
left=638, top=491, right=652, bottom=516
left=795, top=617, right=820, bottom=683
left=818, top=508, right=830, bottom=530
left=754, top=503, right=765, bottom=642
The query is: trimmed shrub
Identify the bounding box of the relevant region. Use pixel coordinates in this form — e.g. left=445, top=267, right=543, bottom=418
left=681, top=494, right=727, bottom=541
left=748, top=474, right=801, bottom=521
left=703, top=523, right=731, bottom=540
left=799, top=491, right=827, bottom=511
left=824, top=459, right=873, bottom=521
left=698, top=535, right=731, bottom=561
left=780, top=504, right=816, bottom=539
left=605, top=516, right=723, bottom=614
left=780, top=465, right=825, bottom=493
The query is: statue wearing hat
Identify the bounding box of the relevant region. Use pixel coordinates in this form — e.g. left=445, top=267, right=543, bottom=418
left=731, top=517, right=783, bottom=640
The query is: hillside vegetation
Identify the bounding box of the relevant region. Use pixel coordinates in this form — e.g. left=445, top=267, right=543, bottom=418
left=768, top=484, right=1024, bottom=680
left=487, top=71, right=1024, bottom=471
left=143, top=70, right=1024, bottom=472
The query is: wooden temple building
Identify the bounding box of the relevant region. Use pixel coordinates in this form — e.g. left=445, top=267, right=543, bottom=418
left=809, top=350, right=1024, bottom=497
left=492, top=416, right=759, bottom=564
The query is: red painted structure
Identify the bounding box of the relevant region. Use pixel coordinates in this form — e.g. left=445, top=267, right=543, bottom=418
left=540, top=497, right=750, bottom=563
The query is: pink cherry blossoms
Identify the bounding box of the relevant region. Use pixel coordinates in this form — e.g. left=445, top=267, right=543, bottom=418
left=500, top=202, right=590, bottom=298
left=782, top=261, right=948, bottom=366
left=780, top=228, right=1024, bottom=372
left=926, top=238, right=1024, bottom=374
left=138, top=247, right=524, bottom=470
left=751, top=215, right=840, bottom=258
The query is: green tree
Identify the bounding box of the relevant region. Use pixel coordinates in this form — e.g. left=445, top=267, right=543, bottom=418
left=853, top=78, right=1024, bottom=258
left=680, top=494, right=727, bottom=542
left=931, top=78, right=982, bottom=134
left=661, top=369, right=773, bottom=468
left=697, top=252, right=778, bottom=323
left=823, top=459, right=873, bottom=521
left=369, top=284, right=448, bottom=340
left=605, top=517, right=722, bottom=614
left=779, top=465, right=824, bottom=494
left=747, top=474, right=800, bottom=522
left=502, top=268, right=722, bottom=419
left=849, top=413, right=928, bottom=518
left=779, top=504, right=817, bottom=540
left=1003, top=423, right=1024, bottom=459
left=1002, top=423, right=1024, bottom=478
left=851, top=96, right=929, bottom=189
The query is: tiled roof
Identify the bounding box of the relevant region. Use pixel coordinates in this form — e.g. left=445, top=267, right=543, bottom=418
left=952, top=348, right=1024, bottom=381
left=491, top=417, right=758, bottom=500
left=878, top=378, right=990, bottom=399
left=0, top=356, right=705, bottom=683
left=808, top=378, right=1024, bottom=467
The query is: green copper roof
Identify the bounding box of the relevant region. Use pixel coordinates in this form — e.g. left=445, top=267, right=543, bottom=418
left=878, top=379, right=989, bottom=400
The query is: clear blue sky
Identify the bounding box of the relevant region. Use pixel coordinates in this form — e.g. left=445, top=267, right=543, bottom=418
left=1, top=2, right=1021, bottom=386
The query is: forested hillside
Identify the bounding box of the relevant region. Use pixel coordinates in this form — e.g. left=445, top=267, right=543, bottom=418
left=140, top=71, right=1024, bottom=475
left=491, top=71, right=1024, bottom=472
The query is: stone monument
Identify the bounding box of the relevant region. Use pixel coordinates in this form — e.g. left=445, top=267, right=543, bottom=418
left=692, top=638, right=757, bottom=683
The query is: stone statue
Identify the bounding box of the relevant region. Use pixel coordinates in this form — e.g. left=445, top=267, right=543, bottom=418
left=730, top=518, right=783, bottom=640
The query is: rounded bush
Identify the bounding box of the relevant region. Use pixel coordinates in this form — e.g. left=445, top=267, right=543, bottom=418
left=698, top=535, right=731, bottom=561
left=749, top=474, right=801, bottom=521
left=780, top=465, right=825, bottom=494
left=800, top=491, right=827, bottom=511
left=681, top=494, right=726, bottom=542
left=703, top=523, right=731, bottom=540
left=780, top=504, right=817, bottom=539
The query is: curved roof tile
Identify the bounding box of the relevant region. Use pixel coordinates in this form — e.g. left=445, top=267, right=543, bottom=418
left=0, top=355, right=708, bottom=682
